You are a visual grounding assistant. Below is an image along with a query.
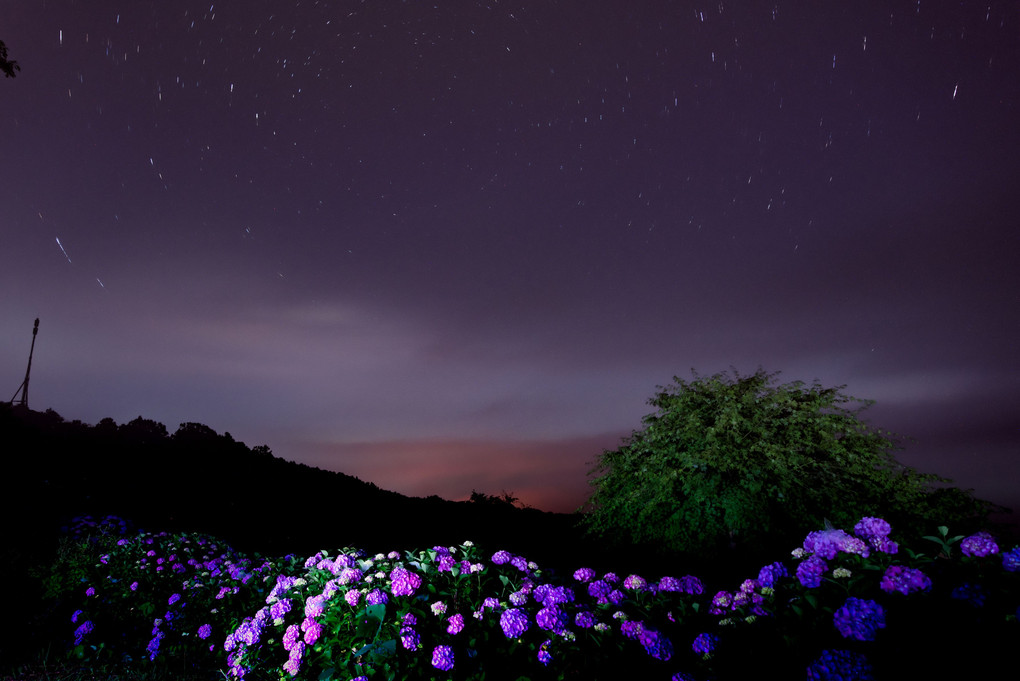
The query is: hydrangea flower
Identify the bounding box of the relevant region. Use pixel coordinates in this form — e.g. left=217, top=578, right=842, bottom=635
left=806, top=649, right=875, bottom=681
left=852, top=517, right=898, bottom=553
left=574, top=611, right=596, bottom=628
left=400, top=627, right=420, bottom=650
left=573, top=567, right=597, bottom=582
left=757, top=561, right=787, bottom=588
left=302, top=619, right=323, bottom=645
left=536, top=606, right=569, bottom=634
left=431, top=600, right=448, bottom=616
left=344, top=589, right=361, bottom=607
left=692, top=632, right=719, bottom=656
left=833, top=598, right=885, bottom=641
left=623, top=574, right=648, bottom=590
left=537, top=640, right=553, bottom=666
left=432, top=645, right=455, bottom=671
left=880, top=565, right=932, bottom=595
left=197, top=623, right=212, bottom=639
left=387, top=562, right=424, bottom=595
left=491, top=550, right=512, bottom=564
left=960, top=532, right=999, bottom=557
left=283, top=624, right=301, bottom=652
left=500, top=608, right=530, bottom=638
left=73, top=620, right=94, bottom=645
left=587, top=580, right=612, bottom=603
left=304, top=594, right=327, bottom=618
left=447, top=613, right=465, bottom=635
left=365, top=589, right=388, bottom=605
left=1002, top=546, right=1020, bottom=572
left=804, top=529, right=868, bottom=559
left=639, top=628, right=673, bottom=661
left=797, top=555, right=828, bottom=588
left=951, top=582, right=987, bottom=607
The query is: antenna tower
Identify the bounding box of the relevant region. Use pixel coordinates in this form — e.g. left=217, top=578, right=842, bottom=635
left=10, top=318, right=39, bottom=408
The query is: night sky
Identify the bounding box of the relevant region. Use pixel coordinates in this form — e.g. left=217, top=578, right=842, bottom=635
left=2, top=1, right=1018, bottom=518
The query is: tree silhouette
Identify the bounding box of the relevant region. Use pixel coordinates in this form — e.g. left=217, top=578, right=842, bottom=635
left=1, top=40, right=19, bottom=78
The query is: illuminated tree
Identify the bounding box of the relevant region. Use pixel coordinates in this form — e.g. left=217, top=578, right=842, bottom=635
left=580, top=369, right=988, bottom=558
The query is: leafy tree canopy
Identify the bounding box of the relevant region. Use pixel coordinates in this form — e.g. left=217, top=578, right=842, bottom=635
left=580, top=368, right=989, bottom=560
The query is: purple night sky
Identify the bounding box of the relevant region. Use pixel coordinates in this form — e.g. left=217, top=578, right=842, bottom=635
left=2, top=1, right=1018, bottom=518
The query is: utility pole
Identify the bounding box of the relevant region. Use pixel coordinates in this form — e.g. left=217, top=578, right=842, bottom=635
left=10, top=318, right=39, bottom=408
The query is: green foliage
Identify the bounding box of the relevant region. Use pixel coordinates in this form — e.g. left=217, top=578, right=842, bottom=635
left=580, top=368, right=990, bottom=558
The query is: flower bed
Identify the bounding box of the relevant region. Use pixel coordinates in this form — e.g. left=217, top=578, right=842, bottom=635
left=47, top=515, right=1020, bottom=680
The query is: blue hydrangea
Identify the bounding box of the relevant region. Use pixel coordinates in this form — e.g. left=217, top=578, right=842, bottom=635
left=833, top=598, right=886, bottom=641
left=692, top=632, right=719, bottom=656
left=73, top=620, right=94, bottom=645
left=1002, top=546, right=1020, bottom=572
left=806, top=649, right=875, bottom=680
left=757, top=561, right=788, bottom=588
left=951, top=582, right=987, bottom=607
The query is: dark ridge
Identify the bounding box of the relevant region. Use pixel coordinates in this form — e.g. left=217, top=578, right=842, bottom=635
left=0, top=402, right=662, bottom=575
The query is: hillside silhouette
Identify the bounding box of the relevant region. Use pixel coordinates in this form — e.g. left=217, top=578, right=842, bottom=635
left=0, top=403, right=617, bottom=569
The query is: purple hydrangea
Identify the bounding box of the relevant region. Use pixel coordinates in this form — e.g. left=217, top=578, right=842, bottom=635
left=168, top=593, right=182, bottom=606
left=692, top=632, right=719, bottom=656
left=623, top=574, right=648, bottom=590
left=447, top=613, right=465, bottom=635
left=620, top=620, right=644, bottom=639
left=587, top=579, right=612, bottom=603
left=283, top=624, right=301, bottom=652
left=757, top=561, right=788, bottom=588
left=400, top=627, right=420, bottom=650
left=432, top=645, right=455, bottom=671
left=709, top=591, right=732, bottom=615
left=269, top=598, right=293, bottom=621
left=833, top=598, right=886, bottom=641
left=880, top=565, right=932, bottom=595
left=573, top=567, right=597, bottom=582
left=538, top=640, right=553, bottom=666
left=491, top=550, right=512, bottom=564
left=960, top=532, right=999, bottom=558
left=302, top=619, right=323, bottom=645
left=1002, top=546, right=1020, bottom=572
left=803, top=529, right=868, bottom=559
left=500, top=608, right=530, bottom=638
left=796, top=555, right=828, bottom=588
left=639, top=629, right=673, bottom=661
left=676, top=574, right=704, bottom=595
left=575, top=611, right=596, bottom=628
left=197, top=623, right=212, bottom=640
left=304, top=594, right=327, bottom=618
left=365, top=589, right=388, bottom=605
left=852, top=517, right=898, bottom=554
left=344, top=589, right=361, bottom=607
left=806, top=649, right=875, bottom=681
left=536, top=606, right=569, bottom=634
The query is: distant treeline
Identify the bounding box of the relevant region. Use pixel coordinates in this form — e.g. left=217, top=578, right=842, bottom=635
left=0, top=403, right=609, bottom=571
